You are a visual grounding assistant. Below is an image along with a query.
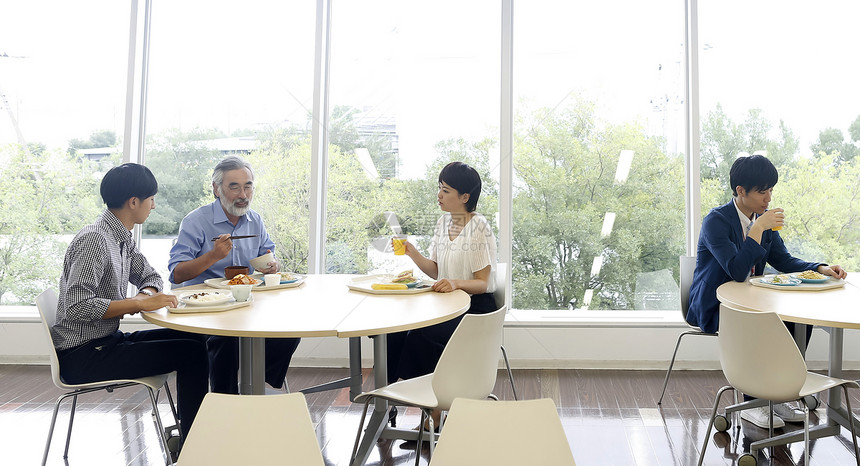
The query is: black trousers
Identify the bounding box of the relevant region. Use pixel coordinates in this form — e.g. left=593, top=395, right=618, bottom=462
left=386, top=292, right=497, bottom=384
left=206, top=336, right=301, bottom=394
left=57, top=329, right=209, bottom=439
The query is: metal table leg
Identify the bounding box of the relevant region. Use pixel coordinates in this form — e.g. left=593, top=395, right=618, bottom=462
left=351, top=335, right=389, bottom=466
left=239, top=336, right=266, bottom=395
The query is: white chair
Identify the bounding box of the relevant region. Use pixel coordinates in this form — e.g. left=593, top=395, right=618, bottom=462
left=429, top=398, right=576, bottom=465
left=698, top=304, right=860, bottom=466
left=657, top=255, right=717, bottom=404
left=493, top=262, right=517, bottom=400
left=36, top=289, right=178, bottom=466
left=178, top=392, right=324, bottom=465
left=351, top=307, right=506, bottom=465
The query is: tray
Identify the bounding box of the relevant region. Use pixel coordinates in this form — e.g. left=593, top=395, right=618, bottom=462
left=347, top=274, right=434, bottom=295
left=751, top=276, right=846, bottom=291
left=167, top=296, right=253, bottom=314
left=256, top=274, right=306, bottom=291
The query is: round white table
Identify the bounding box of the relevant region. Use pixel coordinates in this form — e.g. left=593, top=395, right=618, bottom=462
left=717, top=276, right=860, bottom=451
left=143, top=274, right=470, bottom=465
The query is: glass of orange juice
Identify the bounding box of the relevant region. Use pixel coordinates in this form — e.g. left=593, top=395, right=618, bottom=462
left=392, top=235, right=407, bottom=255
left=772, top=210, right=784, bottom=231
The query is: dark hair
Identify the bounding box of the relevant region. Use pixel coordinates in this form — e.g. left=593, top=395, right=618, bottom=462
left=100, top=163, right=158, bottom=208
left=438, top=161, right=482, bottom=212
left=729, top=154, right=778, bottom=197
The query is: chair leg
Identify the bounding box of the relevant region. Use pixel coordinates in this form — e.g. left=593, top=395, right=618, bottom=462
left=658, top=331, right=692, bottom=404
left=501, top=345, right=518, bottom=400
left=147, top=387, right=174, bottom=466
left=350, top=398, right=374, bottom=463
left=415, top=409, right=427, bottom=466
left=842, top=386, right=860, bottom=466
left=42, top=392, right=72, bottom=466
left=63, top=394, right=78, bottom=458
left=697, top=385, right=733, bottom=466
left=427, top=410, right=435, bottom=460
left=798, top=401, right=809, bottom=466
left=163, top=384, right=180, bottom=438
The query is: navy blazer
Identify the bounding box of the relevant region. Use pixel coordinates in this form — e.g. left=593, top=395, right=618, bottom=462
left=686, top=200, right=822, bottom=333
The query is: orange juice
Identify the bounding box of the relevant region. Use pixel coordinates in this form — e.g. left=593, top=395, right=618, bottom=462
left=392, top=236, right=407, bottom=255
left=772, top=226, right=782, bottom=231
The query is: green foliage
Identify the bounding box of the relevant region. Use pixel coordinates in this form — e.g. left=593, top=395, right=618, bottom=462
left=773, top=153, right=860, bottom=271
left=144, top=128, right=227, bottom=235
left=700, top=104, right=799, bottom=189
left=512, top=101, right=684, bottom=310
left=0, top=145, right=102, bottom=304
left=810, top=115, right=860, bottom=164
left=67, top=130, right=117, bottom=155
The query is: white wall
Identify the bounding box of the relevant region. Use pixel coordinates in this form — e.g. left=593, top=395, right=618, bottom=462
left=5, top=314, right=860, bottom=371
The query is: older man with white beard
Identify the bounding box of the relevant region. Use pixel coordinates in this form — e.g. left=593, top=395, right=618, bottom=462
left=168, top=155, right=300, bottom=394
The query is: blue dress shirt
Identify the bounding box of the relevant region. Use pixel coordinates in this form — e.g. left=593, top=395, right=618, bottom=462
left=168, top=200, right=275, bottom=286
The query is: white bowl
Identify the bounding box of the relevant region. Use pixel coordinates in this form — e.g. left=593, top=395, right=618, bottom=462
left=249, top=252, right=275, bottom=271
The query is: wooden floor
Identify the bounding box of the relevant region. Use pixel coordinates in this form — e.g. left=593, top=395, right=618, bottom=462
left=3, top=365, right=860, bottom=466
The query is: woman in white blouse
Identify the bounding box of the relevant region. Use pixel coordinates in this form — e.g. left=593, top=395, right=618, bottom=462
left=387, top=161, right=497, bottom=428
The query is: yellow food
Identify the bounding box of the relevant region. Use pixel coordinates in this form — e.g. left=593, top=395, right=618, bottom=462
left=371, top=283, right=408, bottom=290
left=798, top=270, right=826, bottom=280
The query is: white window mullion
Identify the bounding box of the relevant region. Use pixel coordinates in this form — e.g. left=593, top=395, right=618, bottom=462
left=685, top=0, right=701, bottom=256
left=308, top=0, right=332, bottom=274
left=500, top=0, right=514, bottom=307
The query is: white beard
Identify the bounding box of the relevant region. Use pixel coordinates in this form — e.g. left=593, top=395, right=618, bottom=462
left=220, top=196, right=250, bottom=217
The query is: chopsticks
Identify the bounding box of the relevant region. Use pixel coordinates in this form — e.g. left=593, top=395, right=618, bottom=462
left=210, top=235, right=259, bottom=241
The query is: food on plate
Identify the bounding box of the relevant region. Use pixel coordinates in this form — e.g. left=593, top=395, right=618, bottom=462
left=391, top=269, right=418, bottom=284
left=182, top=292, right=229, bottom=303
left=372, top=283, right=408, bottom=290
left=771, top=274, right=794, bottom=284
left=278, top=271, right=295, bottom=282
left=797, top=270, right=826, bottom=280
left=228, top=273, right=257, bottom=285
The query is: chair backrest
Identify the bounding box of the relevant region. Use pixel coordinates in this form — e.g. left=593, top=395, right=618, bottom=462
left=493, top=262, right=508, bottom=310
left=179, top=392, right=324, bottom=465
left=36, top=289, right=66, bottom=389
left=432, top=307, right=506, bottom=410
left=679, top=255, right=696, bottom=319
left=429, top=398, right=576, bottom=466
left=718, top=304, right=807, bottom=401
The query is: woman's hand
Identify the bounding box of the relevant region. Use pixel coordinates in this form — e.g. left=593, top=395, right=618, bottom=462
left=432, top=279, right=458, bottom=293
left=818, top=264, right=848, bottom=279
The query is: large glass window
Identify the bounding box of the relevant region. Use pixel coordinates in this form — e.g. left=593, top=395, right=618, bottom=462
left=699, top=0, right=860, bottom=272
left=0, top=1, right=128, bottom=305
left=324, top=0, right=500, bottom=277
left=512, top=1, right=686, bottom=311
left=144, top=0, right=316, bottom=286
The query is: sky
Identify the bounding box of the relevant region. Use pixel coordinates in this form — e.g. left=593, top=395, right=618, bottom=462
left=1, top=0, right=858, bottom=178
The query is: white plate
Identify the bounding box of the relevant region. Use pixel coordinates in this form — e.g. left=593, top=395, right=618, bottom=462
left=758, top=276, right=801, bottom=286
left=178, top=291, right=233, bottom=306
left=204, top=276, right=263, bottom=289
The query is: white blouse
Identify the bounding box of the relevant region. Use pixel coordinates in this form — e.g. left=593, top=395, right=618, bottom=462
left=429, top=213, right=497, bottom=294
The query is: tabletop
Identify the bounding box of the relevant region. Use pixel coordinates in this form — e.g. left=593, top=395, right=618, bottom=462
left=142, top=274, right=471, bottom=338
left=716, top=275, right=860, bottom=329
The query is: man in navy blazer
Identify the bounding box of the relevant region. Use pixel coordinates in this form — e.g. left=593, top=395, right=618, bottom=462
left=686, top=154, right=847, bottom=428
